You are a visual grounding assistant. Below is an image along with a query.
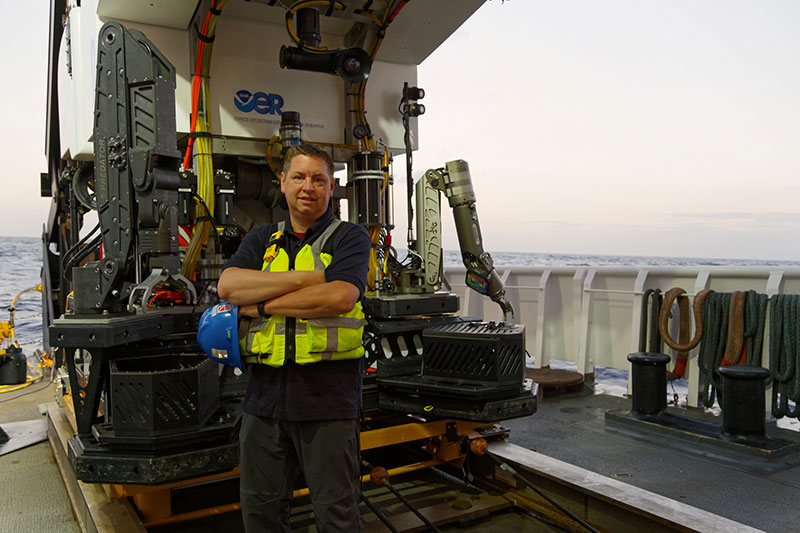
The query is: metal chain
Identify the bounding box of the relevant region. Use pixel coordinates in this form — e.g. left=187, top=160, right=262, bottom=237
left=15, top=313, right=42, bottom=321
left=17, top=339, right=41, bottom=347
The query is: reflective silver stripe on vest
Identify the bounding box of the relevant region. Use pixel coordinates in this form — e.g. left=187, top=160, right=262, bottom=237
left=275, top=323, right=286, bottom=336
left=310, top=219, right=342, bottom=267
left=308, top=316, right=367, bottom=352
left=295, top=322, right=306, bottom=335
left=307, top=317, right=367, bottom=328
left=247, top=318, right=271, bottom=351
left=327, top=327, right=338, bottom=352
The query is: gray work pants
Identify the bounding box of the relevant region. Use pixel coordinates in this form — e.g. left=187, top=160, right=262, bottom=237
left=239, top=413, right=364, bottom=532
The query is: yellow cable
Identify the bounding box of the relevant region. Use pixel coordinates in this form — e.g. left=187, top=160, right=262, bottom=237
left=7, top=284, right=42, bottom=348
left=381, top=148, right=389, bottom=194
left=181, top=1, right=228, bottom=279
left=366, top=226, right=383, bottom=291
left=266, top=136, right=282, bottom=175
left=360, top=11, right=382, bottom=27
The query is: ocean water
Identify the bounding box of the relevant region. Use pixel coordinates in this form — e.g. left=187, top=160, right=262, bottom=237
left=0, top=237, right=46, bottom=355
left=442, top=249, right=800, bottom=268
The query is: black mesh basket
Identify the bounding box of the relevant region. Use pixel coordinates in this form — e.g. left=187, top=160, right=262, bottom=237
left=110, top=355, right=219, bottom=437
left=422, top=322, right=525, bottom=385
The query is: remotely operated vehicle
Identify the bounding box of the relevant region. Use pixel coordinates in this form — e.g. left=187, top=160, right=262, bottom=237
left=38, top=3, right=795, bottom=532
left=41, top=0, right=535, bottom=492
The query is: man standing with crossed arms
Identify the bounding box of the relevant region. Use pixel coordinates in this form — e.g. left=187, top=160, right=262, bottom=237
left=219, top=143, right=370, bottom=531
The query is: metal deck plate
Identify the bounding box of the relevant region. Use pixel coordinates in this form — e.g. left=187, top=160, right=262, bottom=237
left=0, top=419, right=47, bottom=456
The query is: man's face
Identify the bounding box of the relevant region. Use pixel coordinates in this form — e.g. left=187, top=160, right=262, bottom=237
left=281, top=154, right=334, bottom=227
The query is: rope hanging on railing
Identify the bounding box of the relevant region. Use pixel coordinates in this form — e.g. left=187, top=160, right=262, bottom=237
left=744, top=290, right=768, bottom=367
left=698, top=290, right=769, bottom=408
left=698, top=292, right=730, bottom=407
left=768, top=294, right=800, bottom=418
left=657, top=288, right=713, bottom=379
left=649, top=284, right=799, bottom=415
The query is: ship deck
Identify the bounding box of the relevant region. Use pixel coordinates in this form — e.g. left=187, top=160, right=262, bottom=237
left=504, top=380, right=800, bottom=532
left=1, top=374, right=798, bottom=532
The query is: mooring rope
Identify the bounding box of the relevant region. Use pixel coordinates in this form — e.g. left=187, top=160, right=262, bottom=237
left=768, top=294, right=800, bottom=418
left=698, top=292, right=730, bottom=407
left=656, top=287, right=786, bottom=414
left=659, top=288, right=711, bottom=352
left=658, top=288, right=713, bottom=379
left=744, top=290, right=768, bottom=367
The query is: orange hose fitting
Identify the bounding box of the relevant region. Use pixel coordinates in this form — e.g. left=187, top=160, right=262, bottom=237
left=369, top=466, right=390, bottom=487
left=470, top=438, right=488, bottom=456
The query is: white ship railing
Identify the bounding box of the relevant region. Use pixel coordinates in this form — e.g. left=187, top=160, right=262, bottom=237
left=443, top=265, right=800, bottom=410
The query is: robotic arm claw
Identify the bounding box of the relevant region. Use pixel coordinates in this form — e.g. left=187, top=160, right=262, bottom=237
left=424, top=161, right=515, bottom=322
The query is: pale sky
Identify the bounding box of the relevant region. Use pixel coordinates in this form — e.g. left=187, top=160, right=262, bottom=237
left=3, top=1, right=800, bottom=260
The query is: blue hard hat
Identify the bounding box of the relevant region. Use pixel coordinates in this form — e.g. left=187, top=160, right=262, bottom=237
left=197, top=302, right=243, bottom=371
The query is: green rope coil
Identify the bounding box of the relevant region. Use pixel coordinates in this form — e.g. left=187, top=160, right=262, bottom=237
left=697, top=291, right=769, bottom=409
left=698, top=292, right=730, bottom=408
left=768, top=294, right=800, bottom=418
left=744, top=290, right=768, bottom=367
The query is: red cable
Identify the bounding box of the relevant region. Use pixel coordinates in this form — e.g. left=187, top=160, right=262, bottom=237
left=183, top=5, right=216, bottom=169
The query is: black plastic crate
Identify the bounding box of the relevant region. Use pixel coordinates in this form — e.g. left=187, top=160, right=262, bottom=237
left=110, top=355, right=219, bottom=437
left=422, top=322, right=525, bottom=385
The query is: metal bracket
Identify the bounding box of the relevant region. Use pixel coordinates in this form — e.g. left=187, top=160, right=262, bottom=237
left=127, top=268, right=198, bottom=312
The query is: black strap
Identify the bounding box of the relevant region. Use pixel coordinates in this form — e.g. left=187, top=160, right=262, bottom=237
left=189, top=131, right=213, bottom=139
left=209, top=5, right=222, bottom=16
left=257, top=301, right=268, bottom=317
left=356, top=0, right=373, bottom=14
left=195, top=24, right=215, bottom=43
left=325, top=1, right=337, bottom=16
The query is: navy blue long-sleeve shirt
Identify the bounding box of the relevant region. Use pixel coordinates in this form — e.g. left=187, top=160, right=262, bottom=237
left=224, top=210, right=370, bottom=421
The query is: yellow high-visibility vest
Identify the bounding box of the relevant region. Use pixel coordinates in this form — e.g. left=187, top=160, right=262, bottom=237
left=242, top=220, right=366, bottom=367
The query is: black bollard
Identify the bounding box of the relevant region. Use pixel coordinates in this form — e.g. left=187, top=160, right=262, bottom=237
left=627, top=352, right=671, bottom=416
left=719, top=365, right=770, bottom=439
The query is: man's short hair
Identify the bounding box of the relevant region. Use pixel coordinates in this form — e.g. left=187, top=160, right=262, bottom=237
left=283, top=143, right=334, bottom=179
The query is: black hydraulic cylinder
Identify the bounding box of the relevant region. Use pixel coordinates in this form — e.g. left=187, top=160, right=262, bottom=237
left=627, top=352, right=671, bottom=416
left=719, top=365, right=770, bottom=439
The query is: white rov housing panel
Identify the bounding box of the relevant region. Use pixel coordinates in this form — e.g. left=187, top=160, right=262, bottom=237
left=59, top=0, right=481, bottom=158
left=208, top=17, right=346, bottom=144
left=208, top=16, right=416, bottom=149
left=58, top=0, right=193, bottom=159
